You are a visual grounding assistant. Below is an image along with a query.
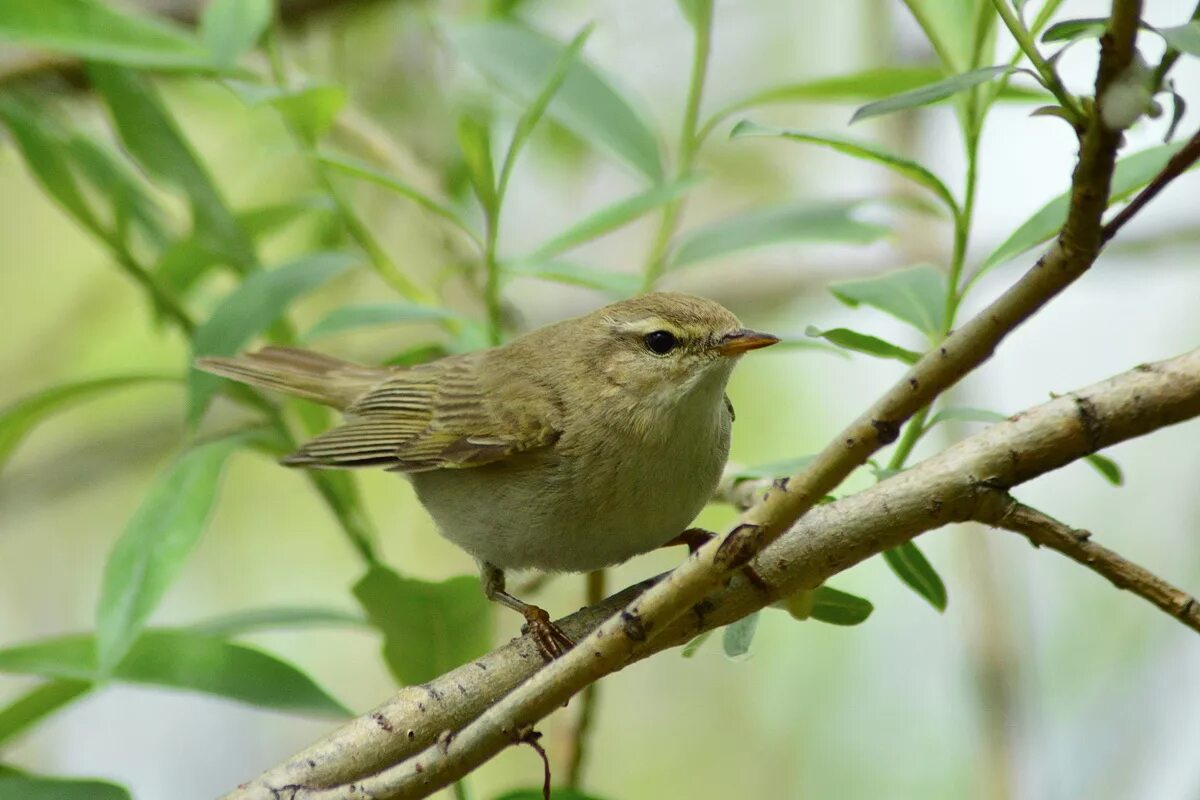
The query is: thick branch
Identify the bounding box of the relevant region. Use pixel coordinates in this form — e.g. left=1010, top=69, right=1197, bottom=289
left=979, top=499, right=1200, bottom=633
left=226, top=347, right=1200, bottom=799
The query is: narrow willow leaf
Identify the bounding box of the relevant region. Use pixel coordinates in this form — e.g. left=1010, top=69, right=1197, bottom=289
left=450, top=21, right=663, bottom=180
left=317, top=151, right=477, bottom=240
left=850, top=66, right=1012, bottom=124
left=1085, top=453, right=1124, bottom=486
left=89, top=65, right=256, bottom=270
left=530, top=178, right=701, bottom=261
left=201, top=0, right=272, bottom=68
left=733, top=455, right=815, bottom=482
left=670, top=202, right=889, bottom=268
left=65, top=134, right=170, bottom=250
left=680, top=629, right=714, bottom=658
left=354, top=565, right=492, bottom=686
left=808, top=585, right=874, bottom=625
left=0, top=630, right=350, bottom=717
left=0, top=0, right=211, bottom=71
left=1041, top=17, right=1108, bottom=42
left=457, top=115, right=498, bottom=217
left=385, top=343, right=451, bottom=367
left=303, top=303, right=462, bottom=341
left=0, top=680, right=91, bottom=747
left=503, top=259, right=641, bottom=297
left=188, top=607, right=370, bottom=637
left=721, top=611, right=760, bottom=658
left=0, top=374, right=178, bottom=474
left=883, top=541, right=948, bottom=611
left=1161, top=22, right=1200, bottom=57
left=226, top=81, right=345, bottom=146
left=928, top=406, right=1007, bottom=426
left=805, top=326, right=921, bottom=364
left=732, top=122, right=959, bottom=216
left=773, top=338, right=852, bottom=358
left=0, top=771, right=130, bottom=800
left=978, top=141, right=1189, bottom=276
left=95, top=436, right=244, bottom=673
left=187, top=251, right=357, bottom=424
left=828, top=264, right=948, bottom=336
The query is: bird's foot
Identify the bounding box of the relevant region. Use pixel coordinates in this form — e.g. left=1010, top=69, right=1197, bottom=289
left=520, top=604, right=575, bottom=661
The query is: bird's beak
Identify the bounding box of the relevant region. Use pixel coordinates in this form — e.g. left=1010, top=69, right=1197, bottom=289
left=715, top=329, right=780, bottom=356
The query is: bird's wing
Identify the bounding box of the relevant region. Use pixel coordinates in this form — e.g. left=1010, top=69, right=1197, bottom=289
left=281, top=353, right=560, bottom=472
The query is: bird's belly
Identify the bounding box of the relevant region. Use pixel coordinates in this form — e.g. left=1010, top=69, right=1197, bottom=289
left=410, top=414, right=730, bottom=572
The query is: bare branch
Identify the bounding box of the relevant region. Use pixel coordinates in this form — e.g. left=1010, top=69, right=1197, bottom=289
left=1101, top=127, right=1200, bottom=244
left=978, top=499, right=1200, bottom=634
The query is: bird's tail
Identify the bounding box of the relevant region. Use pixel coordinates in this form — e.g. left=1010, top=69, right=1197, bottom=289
left=195, top=346, right=389, bottom=410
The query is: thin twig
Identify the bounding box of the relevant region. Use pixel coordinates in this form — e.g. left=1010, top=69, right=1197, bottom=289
left=1101, top=127, right=1200, bottom=244
left=564, top=570, right=607, bottom=789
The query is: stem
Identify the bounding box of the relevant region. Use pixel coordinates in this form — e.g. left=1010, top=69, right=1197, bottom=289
left=641, top=2, right=713, bottom=291
left=990, top=0, right=1086, bottom=126
left=565, top=570, right=607, bottom=788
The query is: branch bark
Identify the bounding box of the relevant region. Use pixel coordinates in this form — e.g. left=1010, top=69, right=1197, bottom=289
left=226, top=346, right=1200, bottom=799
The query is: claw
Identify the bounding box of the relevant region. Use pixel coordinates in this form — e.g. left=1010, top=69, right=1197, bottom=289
left=522, top=605, right=575, bottom=661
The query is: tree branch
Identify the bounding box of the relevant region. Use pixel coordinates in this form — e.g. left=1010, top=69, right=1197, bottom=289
left=977, top=499, right=1200, bottom=633
left=225, top=346, right=1200, bottom=799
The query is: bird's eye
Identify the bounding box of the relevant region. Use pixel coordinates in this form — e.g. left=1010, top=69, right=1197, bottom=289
left=643, top=330, right=678, bottom=355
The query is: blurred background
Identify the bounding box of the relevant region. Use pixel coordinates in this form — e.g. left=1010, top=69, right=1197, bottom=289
left=1, top=0, right=1199, bottom=798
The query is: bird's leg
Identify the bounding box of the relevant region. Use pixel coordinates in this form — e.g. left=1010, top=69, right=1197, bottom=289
left=661, top=528, right=772, bottom=593
left=481, top=562, right=575, bottom=661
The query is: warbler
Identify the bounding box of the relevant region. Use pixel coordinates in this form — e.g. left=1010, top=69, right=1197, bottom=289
left=197, top=292, right=778, bottom=656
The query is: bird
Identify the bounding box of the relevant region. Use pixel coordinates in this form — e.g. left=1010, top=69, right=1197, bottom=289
left=196, top=292, right=778, bottom=657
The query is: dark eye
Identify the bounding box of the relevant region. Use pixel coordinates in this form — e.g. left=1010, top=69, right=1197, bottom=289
left=643, top=330, right=678, bottom=355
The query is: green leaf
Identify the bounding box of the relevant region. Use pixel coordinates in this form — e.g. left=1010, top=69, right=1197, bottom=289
left=529, top=175, right=702, bottom=261
left=317, top=151, right=478, bottom=241
left=187, top=251, right=357, bottom=424
left=89, top=65, right=256, bottom=270
left=457, top=114, right=498, bottom=217
left=670, top=202, right=889, bottom=268
left=0, top=374, right=178, bottom=474
left=0, top=680, right=91, bottom=748
left=721, top=611, right=760, bottom=658
left=680, top=629, right=714, bottom=658
left=0, top=0, right=211, bottom=71
left=95, top=436, right=244, bottom=673
left=201, top=0, right=272, bottom=68
left=977, top=141, right=1189, bottom=276
left=304, top=303, right=462, bottom=341
left=0, top=630, right=350, bottom=717
left=1085, top=453, right=1124, bottom=486
left=732, top=455, right=815, bottom=482
left=883, top=541, right=947, bottom=611
left=732, top=122, right=959, bottom=216
left=450, top=21, right=663, bottom=181
left=227, top=81, right=345, bottom=146
left=928, top=406, right=1007, bottom=426
left=492, top=790, right=609, bottom=800
left=808, top=585, right=874, bottom=625
left=502, top=259, right=641, bottom=297
left=805, top=326, right=921, bottom=364
left=1041, top=17, right=1108, bottom=42
left=1161, top=21, right=1200, bottom=57
left=384, top=343, right=452, bottom=367
left=828, top=264, right=948, bottom=336
left=353, top=565, right=492, bottom=686
left=850, top=66, right=1013, bottom=124
left=65, top=133, right=171, bottom=250
left=904, top=0, right=993, bottom=71
left=188, top=607, right=370, bottom=637
left=0, top=772, right=130, bottom=800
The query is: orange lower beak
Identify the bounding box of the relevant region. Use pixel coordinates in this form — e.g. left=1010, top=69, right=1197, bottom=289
left=716, top=329, right=780, bottom=356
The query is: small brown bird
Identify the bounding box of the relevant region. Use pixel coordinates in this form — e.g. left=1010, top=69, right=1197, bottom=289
left=197, top=292, right=778, bottom=656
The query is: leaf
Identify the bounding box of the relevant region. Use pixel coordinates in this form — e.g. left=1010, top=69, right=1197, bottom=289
left=1041, top=17, right=1108, bottom=42
left=883, top=541, right=947, bottom=611
left=317, top=151, right=477, bottom=241
left=95, top=436, right=244, bottom=673
left=0, top=680, right=91, bottom=748
left=502, top=259, right=641, bottom=297
left=1161, top=21, right=1200, bottom=57
left=450, top=21, right=663, bottom=181
left=89, top=65, right=256, bottom=270
left=65, top=133, right=171, bottom=250
left=384, top=343, right=452, bottom=367
left=670, top=202, right=889, bottom=268
left=732, top=455, right=815, bottom=482
left=530, top=177, right=701, bottom=261
left=188, top=607, right=370, bottom=637
left=808, top=585, right=874, bottom=625
left=977, top=141, right=1190, bottom=276
left=805, top=326, right=922, bottom=364
left=850, top=66, right=1013, bottom=124
left=201, top=0, right=272, bottom=68
left=457, top=115, right=498, bottom=217
left=928, top=406, right=1007, bottom=426
left=0, top=374, right=178, bottom=474
left=303, top=303, right=462, bottom=341
left=828, top=264, right=948, bottom=335
left=904, top=0, right=992, bottom=71
left=353, top=565, right=492, bottom=686
left=772, top=338, right=852, bottom=358
left=1085, top=453, right=1124, bottom=486
left=732, top=122, right=959, bottom=216
left=0, top=0, right=211, bottom=71
left=0, top=771, right=130, bottom=800
left=0, top=630, right=350, bottom=717
left=187, top=251, right=357, bottom=424
left=680, top=629, right=714, bottom=658
left=721, top=611, right=760, bottom=658
left=227, top=81, right=345, bottom=146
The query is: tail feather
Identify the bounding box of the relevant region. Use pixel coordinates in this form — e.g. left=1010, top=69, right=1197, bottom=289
left=195, top=346, right=389, bottom=410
